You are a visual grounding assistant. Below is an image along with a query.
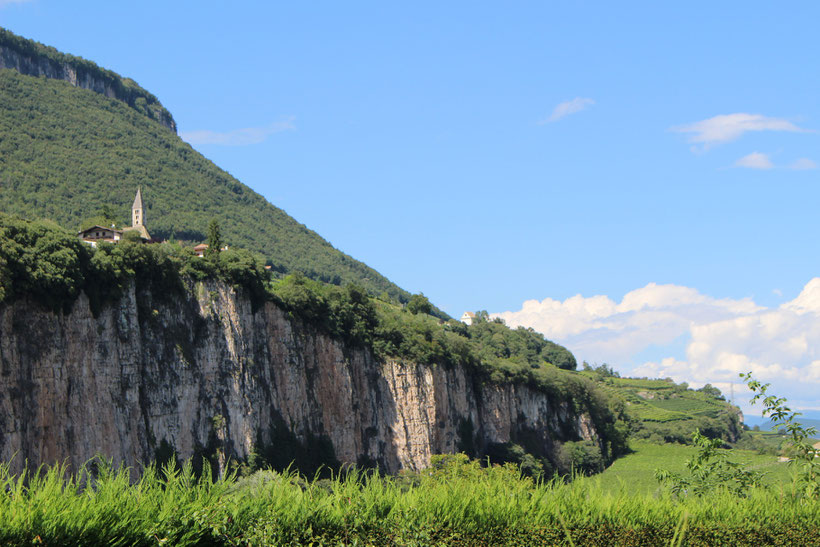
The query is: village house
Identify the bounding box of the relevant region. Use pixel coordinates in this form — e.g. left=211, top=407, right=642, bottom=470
left=76, top=225, right=122, bottom=247
left=76, top=189, right=245, bottom=260
left=460, top=311, right=476, bottom=325
left=78, top=188, right=151, bottom=246
left=193, top=243, right=230, bottom=257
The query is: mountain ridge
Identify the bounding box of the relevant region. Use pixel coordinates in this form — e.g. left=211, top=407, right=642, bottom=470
left=0, top=27, right=176, bottom=131
left=0, top=27, right=415, bottom=304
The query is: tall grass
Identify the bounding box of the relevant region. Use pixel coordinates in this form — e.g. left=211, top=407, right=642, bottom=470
left=0, top=455, right=816, bottom=546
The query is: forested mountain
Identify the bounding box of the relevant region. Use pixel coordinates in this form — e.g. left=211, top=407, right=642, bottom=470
left=0, top=28, right=410, bottom=302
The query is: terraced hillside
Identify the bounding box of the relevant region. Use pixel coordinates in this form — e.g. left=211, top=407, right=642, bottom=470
left=579, top=368, right=743, bottom=444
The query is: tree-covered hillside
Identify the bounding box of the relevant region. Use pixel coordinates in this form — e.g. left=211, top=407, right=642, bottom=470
left=0, top=67, right=411, bottom=302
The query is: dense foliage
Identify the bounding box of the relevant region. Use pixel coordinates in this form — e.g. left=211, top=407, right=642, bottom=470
left=742, top=372, right=820, bottom=498
left=0, top=455, right=817, bottom=546
left=0, top=67, right=414, bottom=304
left=0, top=214, right=269, bottom=314
left=0, top=27, right=175, bottom=129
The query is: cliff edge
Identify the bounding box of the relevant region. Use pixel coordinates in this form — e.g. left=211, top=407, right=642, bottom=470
left=0, top=280, right=604, bottom=476
left=0, top=27, right=176, bottom=132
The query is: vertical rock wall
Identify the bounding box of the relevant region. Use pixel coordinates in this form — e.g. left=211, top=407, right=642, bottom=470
left=0, top=282, right=600, bottom=475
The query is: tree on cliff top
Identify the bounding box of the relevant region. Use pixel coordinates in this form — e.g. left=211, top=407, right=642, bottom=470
left=206, top=220, right=222, bottom=258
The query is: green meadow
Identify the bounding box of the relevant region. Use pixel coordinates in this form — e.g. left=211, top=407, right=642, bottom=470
left=585, top=440, right=793, bottom=495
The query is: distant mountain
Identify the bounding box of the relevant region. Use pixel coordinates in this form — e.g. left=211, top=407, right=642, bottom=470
left=0, top=27, right=412, bottom=303
left=744, top=414, right=820, bottom=432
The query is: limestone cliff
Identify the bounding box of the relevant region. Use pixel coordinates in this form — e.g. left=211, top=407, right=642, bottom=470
left=0, top=27, right=176, bottom=132
left=0, top=281, right=602, bottom=475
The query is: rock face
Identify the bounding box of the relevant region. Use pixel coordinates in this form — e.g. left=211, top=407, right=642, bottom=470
left=0, top=282, right=600, bottom=475
left=0, top=38, right=176, bottom=132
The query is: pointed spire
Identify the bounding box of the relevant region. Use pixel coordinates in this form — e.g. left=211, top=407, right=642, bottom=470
left=132, top=186, right=143, bottom=210
left=132, top=187, right=145, bottom=227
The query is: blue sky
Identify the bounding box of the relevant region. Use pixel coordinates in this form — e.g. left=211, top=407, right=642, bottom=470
left=3, top=1, right=820, bottom=413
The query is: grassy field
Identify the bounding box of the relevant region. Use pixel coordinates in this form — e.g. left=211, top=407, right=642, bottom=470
left=586, top=440, right=794, bottom=495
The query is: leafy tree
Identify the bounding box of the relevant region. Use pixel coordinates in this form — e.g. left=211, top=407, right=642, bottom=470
left=558, top=440, right=605, bottom=476
left=583, top=362, right=620, bottom=379
left=742, top=372, right=819, bottom=498
left=697, top=383, right=725, bottom=400
left=485, top=442, right=553, bottom=479
left=79, top=204, right=122, bottom=231
left=406, top=293, right=432, bottom=315
left=121, top=230, right=143, bottom=243
left=0, top=215, right=89, bottom=311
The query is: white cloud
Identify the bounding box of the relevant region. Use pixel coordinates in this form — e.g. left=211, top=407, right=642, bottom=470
left=181, top=117, right=295, bottom=146
left=541, top=97, right=595, bottom=123
left=671, top=113, right=808, bottom=151
left=734, top=152, right=773, bottom=169
left=495, top=279, right=820, bottom=411
left=495, top=283, right=760, bottom=364
left=789, top=158, right=817, bottom=170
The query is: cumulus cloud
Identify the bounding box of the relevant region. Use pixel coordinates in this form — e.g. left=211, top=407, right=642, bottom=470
left=495, top=279, right=820, bottom=411
left=495, top=283, right=760, bottom=364
left=734, top=152, right=773, bottom=169
left=789, top=158, right=817, bottom=170
left=671, top=113, right=808, bottom=151
left=181, top=117, right=295, bottom=146
left=541, top=97, right=595, bottom=123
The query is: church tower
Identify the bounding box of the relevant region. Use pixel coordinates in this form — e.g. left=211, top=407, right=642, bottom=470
left=132, top=187, right=144, bottom=227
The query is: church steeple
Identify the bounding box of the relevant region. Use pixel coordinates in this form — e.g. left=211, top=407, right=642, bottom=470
left=132, top=187, right=144, bottom=227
